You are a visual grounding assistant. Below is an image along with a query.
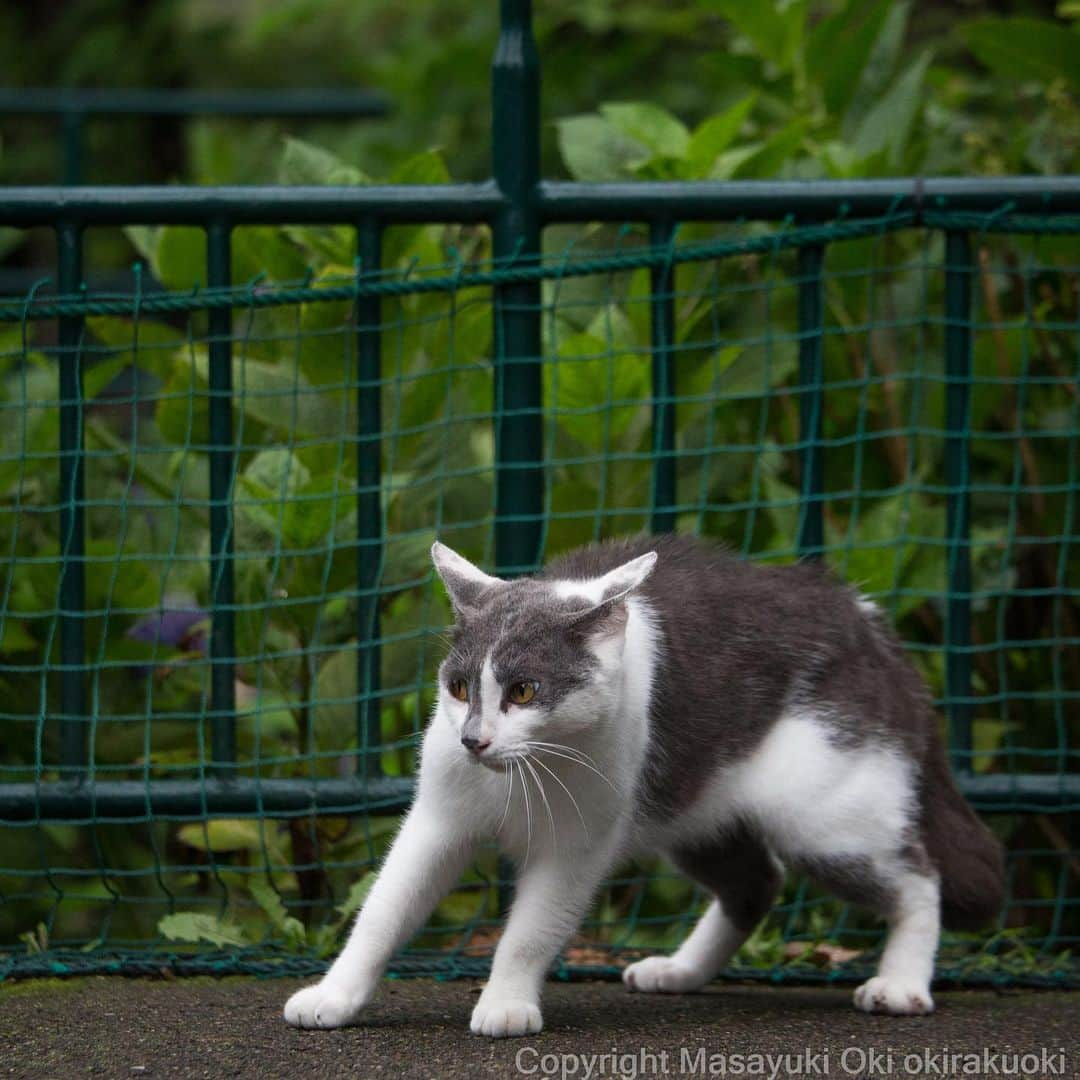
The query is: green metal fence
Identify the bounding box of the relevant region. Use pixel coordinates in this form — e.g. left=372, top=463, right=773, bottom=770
left=1, top=0, right=1078, bottom=986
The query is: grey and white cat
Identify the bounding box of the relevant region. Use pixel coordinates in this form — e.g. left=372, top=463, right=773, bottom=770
left=284, top=534, right=1003, bottom=1037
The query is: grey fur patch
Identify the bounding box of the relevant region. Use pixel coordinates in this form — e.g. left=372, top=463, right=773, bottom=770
left=543, top=534, right=938, bottom=820
left=674, top=823, right=782, bottom=932
left=438, top=578, right=605, bottom=720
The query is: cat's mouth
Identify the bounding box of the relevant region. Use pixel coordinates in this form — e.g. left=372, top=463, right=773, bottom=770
left=470, top=750, right=513, bottom=771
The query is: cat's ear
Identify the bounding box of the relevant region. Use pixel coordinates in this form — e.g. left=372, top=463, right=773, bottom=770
left=592, top=551, right=657, bottom=605
left=566, top=551, right=657, bottom=639
left=431, top=542, right=503, bottom=614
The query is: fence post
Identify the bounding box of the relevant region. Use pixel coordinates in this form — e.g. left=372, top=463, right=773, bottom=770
left=61, top=109, right=84, bottom=186
left=797, top=243, right=825, bottom=558
left=650, top=219, right=677, bottom=533
left=206, top=220, right=237, bottom=773
left=356, top=219, right=383, bottom=781
left=57, top=220, right=87, bottom=775
left=944, top=230, right=973, bottom=773
left=491, top=0, right=542, bottom=577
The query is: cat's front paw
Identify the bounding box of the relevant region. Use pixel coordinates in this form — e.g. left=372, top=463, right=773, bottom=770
left=284, top=982, right=366, bottom=1029
left=470, top=996, right=543, bottom=1038
left=622, top=956, right=708, bottom=994
left=853, top=976, right=934, bottom=1016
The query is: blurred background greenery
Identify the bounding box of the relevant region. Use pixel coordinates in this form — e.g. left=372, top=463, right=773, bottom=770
left=0, top=0, right=1077, bottom=979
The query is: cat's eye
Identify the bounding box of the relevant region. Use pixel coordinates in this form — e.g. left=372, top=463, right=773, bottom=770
left=507, top=681, right=537, bottom=706
left=448, top=678, right=469, bottom=702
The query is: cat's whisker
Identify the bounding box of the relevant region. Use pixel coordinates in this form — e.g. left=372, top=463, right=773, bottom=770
left=528, top=752, right=591, bottom=845
left=496, top=757, right=515, bottom=837
left=517, top=760, right=533, bottom=870
left=525, top=740, right=603, bottom=771
left=527, top=743, right=620, bottom=794
left=522, top=755, right=558, bottom=858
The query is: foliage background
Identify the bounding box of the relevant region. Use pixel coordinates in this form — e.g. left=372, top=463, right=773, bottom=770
left=0, top=0, right=1077, bottom=978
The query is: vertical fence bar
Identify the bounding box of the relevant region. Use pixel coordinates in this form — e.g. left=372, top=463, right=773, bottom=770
left=206, top=220, right=236, bottom=772
left=797, top=244, right=825, bottom=558
left=61, top=110, right=84, bottom=186
left=649, top=219, right=676, bottom=533
left=491, top=0, right=543, bottom=577
left=356, top=219, right=383, bottom=781
left=944, top=230, right=973, bottom=771
left=57, top=221, right=87, bottom=775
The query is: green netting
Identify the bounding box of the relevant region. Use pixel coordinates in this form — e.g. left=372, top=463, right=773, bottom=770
left=1, top=208, right=1078, bottom=987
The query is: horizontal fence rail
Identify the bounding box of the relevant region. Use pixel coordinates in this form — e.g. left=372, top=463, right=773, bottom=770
left=0, top=88, right=390, bottom=186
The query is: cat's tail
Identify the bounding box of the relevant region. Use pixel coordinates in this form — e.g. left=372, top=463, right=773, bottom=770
left=918, top=734, right=1006, bottom=931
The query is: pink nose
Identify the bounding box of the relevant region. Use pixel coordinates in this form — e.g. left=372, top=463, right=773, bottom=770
left=461, top=734, right=491, bottom=753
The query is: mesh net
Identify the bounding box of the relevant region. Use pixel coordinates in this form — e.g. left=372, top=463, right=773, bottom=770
left=1, top=208, right=1077, bottom=986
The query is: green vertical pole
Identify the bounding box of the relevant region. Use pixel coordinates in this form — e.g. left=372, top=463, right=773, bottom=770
left=61, top=110, right=84, bottom=186
left=57, top=221, right=87, bottom=776
left=650, top=219, right=676, bottom=533
left=491, top=0, right=542, bottom=578
left=797, top=244, right=825, bottom=558
left=356, top=219, right=383, bottom=781
left=944, top=230, right=973, bottom=772
left=492, top=0, right=541, bottom=915
left=206, top=220, right=236, bottom=772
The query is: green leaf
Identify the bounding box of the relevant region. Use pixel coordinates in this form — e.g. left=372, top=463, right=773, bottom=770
left=684, top=95, right=758, bottom=178
left=158, top=913, right=250, bottom=948
left=248, top=879, right=307, bottom=948
left=731, top=119, right=809, bottom=179
left=841, top=1, right=911, bottom=136
left=807, top=0, right=892, bottom=116
left=177, top=819, right=265, bottom=854
left=154, top=227, right=207, bottom=291
left=851, top=50, right=931, bottom=168
left=313, top=645, right=358, bottom=758
left=278, top=136, right=369, bottom=186
left=191, top=350, right=350, bottom=438
left=335, top=871, right=377, bottom=922
left=84, top=317, right=184, bottom=399
left=600, top=102, right=690, bottom=159
left=707, top=0, right=807, bottom=71
left=555, top=115, right=650, bottom=181
left=387, top=149, right=451, bottom=186
left=971, top=718, right=1016, bottom=775
left=0, top=621, right=36, bottom=653
left=546, top=329, right=650, bottom=446
left=232, top=226, right=309, bottom=285
left=960, top=17, right=1080, bottom=90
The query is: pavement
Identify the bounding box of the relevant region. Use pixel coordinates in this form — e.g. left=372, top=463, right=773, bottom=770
left=0, top=977, right=1076, bottom=1079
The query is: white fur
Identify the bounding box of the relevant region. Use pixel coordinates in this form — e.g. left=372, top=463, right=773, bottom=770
left=285, top=549, right=938, bottom=1036
left=551, top=551, right=657, bottom=607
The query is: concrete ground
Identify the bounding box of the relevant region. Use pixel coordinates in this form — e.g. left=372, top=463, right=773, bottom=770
left=0, top=977, right=1076, bottom=1079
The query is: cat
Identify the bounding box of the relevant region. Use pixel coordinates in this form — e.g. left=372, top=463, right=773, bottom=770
left=284, top=533, right=1004, bottom=1037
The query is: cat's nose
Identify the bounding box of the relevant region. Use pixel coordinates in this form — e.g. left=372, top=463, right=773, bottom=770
left=461, top=734, right=491, bottom=754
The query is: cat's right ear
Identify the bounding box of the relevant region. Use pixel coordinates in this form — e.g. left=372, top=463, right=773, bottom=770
left=431, top=542, right=503, bottom=614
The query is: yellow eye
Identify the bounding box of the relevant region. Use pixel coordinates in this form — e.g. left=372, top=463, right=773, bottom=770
left=508, top=681, right=537, bottom=706
left=448, top=678, right=469, bottom=702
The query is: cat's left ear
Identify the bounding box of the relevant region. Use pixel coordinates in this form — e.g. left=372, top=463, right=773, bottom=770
left=566, top=551, right=657, bottom=639
left=431, top=542, right=504, bottom=614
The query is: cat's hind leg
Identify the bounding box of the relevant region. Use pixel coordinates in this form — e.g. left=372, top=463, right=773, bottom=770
left=623, top=824, right=781, bottom=994
left=798, top=845, right=939, bottom=1016
left=851, top=855, right=939, bottom=1016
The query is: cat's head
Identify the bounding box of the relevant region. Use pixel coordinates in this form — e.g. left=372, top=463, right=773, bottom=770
left=430, top=542, right=656, bottom=766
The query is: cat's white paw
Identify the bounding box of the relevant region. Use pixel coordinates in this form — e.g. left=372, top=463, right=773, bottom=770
left=283, top=982, right=365, bottom=1029
left=853, top=976, right=935, bottom=1016
left=622, top=956, right=708, bottom=994
left=470, top=996, right=543, bottom=1038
